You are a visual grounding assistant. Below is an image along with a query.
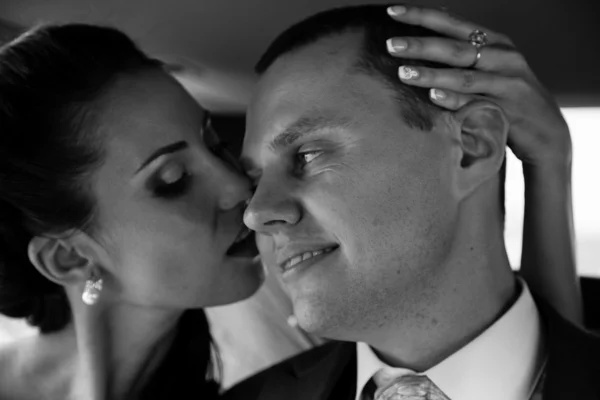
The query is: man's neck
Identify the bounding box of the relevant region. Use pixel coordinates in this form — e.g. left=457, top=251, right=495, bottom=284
left=362, top=230, right=517, bottom=371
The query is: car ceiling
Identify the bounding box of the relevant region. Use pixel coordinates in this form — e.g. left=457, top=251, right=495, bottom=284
left=1, top=0, right=599, bottom=112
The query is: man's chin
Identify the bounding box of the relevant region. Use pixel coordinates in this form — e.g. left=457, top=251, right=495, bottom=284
left=292, top=300, right=345, bottom=338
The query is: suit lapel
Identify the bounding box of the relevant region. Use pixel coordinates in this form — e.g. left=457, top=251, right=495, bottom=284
left=259, top=341, right=356, bottom=400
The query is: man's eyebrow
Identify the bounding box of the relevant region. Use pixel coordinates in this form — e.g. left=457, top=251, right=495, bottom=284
left=239, top=114, right=351, bottom=172
left=268, top=114, right=351, bottom=152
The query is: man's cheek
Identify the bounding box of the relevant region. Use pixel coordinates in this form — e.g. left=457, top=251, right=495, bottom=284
left=257, top=234, right=277, bottom=267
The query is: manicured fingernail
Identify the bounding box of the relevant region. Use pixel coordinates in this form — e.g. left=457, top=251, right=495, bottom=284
left=387, top=6, right=407, bottom=16
left=386, top=38, right=407, bottom=53
left=399, top=66, right=419, bottom=80
left=430, top=88, right=447, bottom=100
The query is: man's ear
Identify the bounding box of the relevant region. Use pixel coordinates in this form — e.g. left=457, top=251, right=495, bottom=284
left=27, top=231, right=97, bottom=287
left=452, top=100, right=509, bottom=200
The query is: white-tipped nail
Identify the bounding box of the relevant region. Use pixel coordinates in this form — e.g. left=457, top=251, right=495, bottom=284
left=387, top=6, right=407, bottom=16
left=386, top=38, right=407, bottom=53
left=386, top=38, right=395, bottom=53
left=430, top=88, right=447, bottom=100
left=399, top=66, right=419, bottom=80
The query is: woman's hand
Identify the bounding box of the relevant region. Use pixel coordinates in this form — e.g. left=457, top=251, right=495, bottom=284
left=384, top=5, right=583, bottom=325
left=385, top=5, right=571, bottom=169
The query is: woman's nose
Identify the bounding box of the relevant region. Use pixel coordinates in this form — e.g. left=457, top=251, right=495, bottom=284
left=218, top=165, right=253, bottom=211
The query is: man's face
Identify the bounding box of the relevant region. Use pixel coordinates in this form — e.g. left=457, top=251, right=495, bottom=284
left=243, top=33, right=460, bottom=339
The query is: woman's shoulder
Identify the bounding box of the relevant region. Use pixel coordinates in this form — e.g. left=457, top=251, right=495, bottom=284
left=0, top=339, right=30, bottom=398
left=0, top=336, right=48, bottom=400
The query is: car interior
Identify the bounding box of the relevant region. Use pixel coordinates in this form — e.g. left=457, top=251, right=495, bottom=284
left=0, top=0, right=599, bottom=378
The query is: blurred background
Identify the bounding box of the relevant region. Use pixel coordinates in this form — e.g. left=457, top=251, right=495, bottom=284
left=0, top=0, right=599, bottom=387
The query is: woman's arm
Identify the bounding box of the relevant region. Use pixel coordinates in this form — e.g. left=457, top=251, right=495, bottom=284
left=384, top=4, right=584, bottom=325
left=520, top=162, right=582, bottom=325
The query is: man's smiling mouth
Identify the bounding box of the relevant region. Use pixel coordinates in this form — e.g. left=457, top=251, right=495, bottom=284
left=279, top=245, right=339, bottom=272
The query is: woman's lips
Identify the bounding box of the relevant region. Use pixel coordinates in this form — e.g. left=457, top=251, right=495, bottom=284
left=226, top=228, right=258, bottom=258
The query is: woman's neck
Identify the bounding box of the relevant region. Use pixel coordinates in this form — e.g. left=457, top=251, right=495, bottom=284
left=67, top=299, right=183, bottom=400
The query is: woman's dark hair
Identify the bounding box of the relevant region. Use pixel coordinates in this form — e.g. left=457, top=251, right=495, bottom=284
left=0, top=24, right=219, bottom=397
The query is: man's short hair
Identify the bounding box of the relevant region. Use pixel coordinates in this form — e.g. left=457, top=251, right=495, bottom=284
left=255, top=4, right=506, bottom=218
left=255, top=4, right=447, bottom=131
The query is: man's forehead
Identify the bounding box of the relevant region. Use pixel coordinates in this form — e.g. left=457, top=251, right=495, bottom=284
left=247, top=34, right=367, bottom=129
left=259, top=31, right=363, bottom=82
left=242, top=30, right=401, bottom=166
left=245, top=61, right=345, bottom=151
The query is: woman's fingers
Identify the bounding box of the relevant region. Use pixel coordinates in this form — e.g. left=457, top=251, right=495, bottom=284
left=386, top=5, right=513, bottom=46
left=386, top=37, right=527, bottom=73
left=429, top=88, right=476, bottom=110
left=398, top=65, right=523, bottom=96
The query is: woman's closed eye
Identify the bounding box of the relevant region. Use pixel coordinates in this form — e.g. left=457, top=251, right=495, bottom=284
left=153, top=162, right=192, bottom=198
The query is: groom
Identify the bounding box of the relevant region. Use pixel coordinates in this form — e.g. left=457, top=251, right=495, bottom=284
left=227, top=4, right=600, bottom=400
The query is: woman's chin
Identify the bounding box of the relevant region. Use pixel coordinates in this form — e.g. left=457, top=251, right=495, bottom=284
left=235, top=263, right=266, bottom=302
left=210, top=257, right=266, bottom=307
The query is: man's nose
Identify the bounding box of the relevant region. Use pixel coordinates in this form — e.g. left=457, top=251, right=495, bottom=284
left=243, top=176, right=301, bottom=234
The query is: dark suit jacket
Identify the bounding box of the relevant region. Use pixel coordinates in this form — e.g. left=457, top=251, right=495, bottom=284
left=224, top=298, right=600, bottom=400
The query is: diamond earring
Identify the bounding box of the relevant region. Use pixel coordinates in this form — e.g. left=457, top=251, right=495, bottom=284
left=82, top=275, right=103, bottom=305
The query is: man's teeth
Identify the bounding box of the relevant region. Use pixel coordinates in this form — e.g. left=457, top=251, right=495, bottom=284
left=284, top=247, right=336, bottom=269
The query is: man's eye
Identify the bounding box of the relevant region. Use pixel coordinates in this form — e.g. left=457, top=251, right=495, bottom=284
left=295, top=150, right=323, bottom=170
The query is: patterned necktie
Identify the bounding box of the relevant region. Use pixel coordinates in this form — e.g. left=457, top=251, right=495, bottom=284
left=369, top=368, right=452, bottom=400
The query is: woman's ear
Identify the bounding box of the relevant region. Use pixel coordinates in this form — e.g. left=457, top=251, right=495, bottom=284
left=28, top=231, right=96, bottom=287
left=451, top=100, right=509, bottom=200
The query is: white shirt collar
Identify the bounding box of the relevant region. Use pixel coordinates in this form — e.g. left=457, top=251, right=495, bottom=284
left=356, top=279, right=546, bottom=400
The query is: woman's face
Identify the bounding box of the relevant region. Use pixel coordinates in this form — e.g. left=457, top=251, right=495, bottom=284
left=89, top=69, right=262, bottom=309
